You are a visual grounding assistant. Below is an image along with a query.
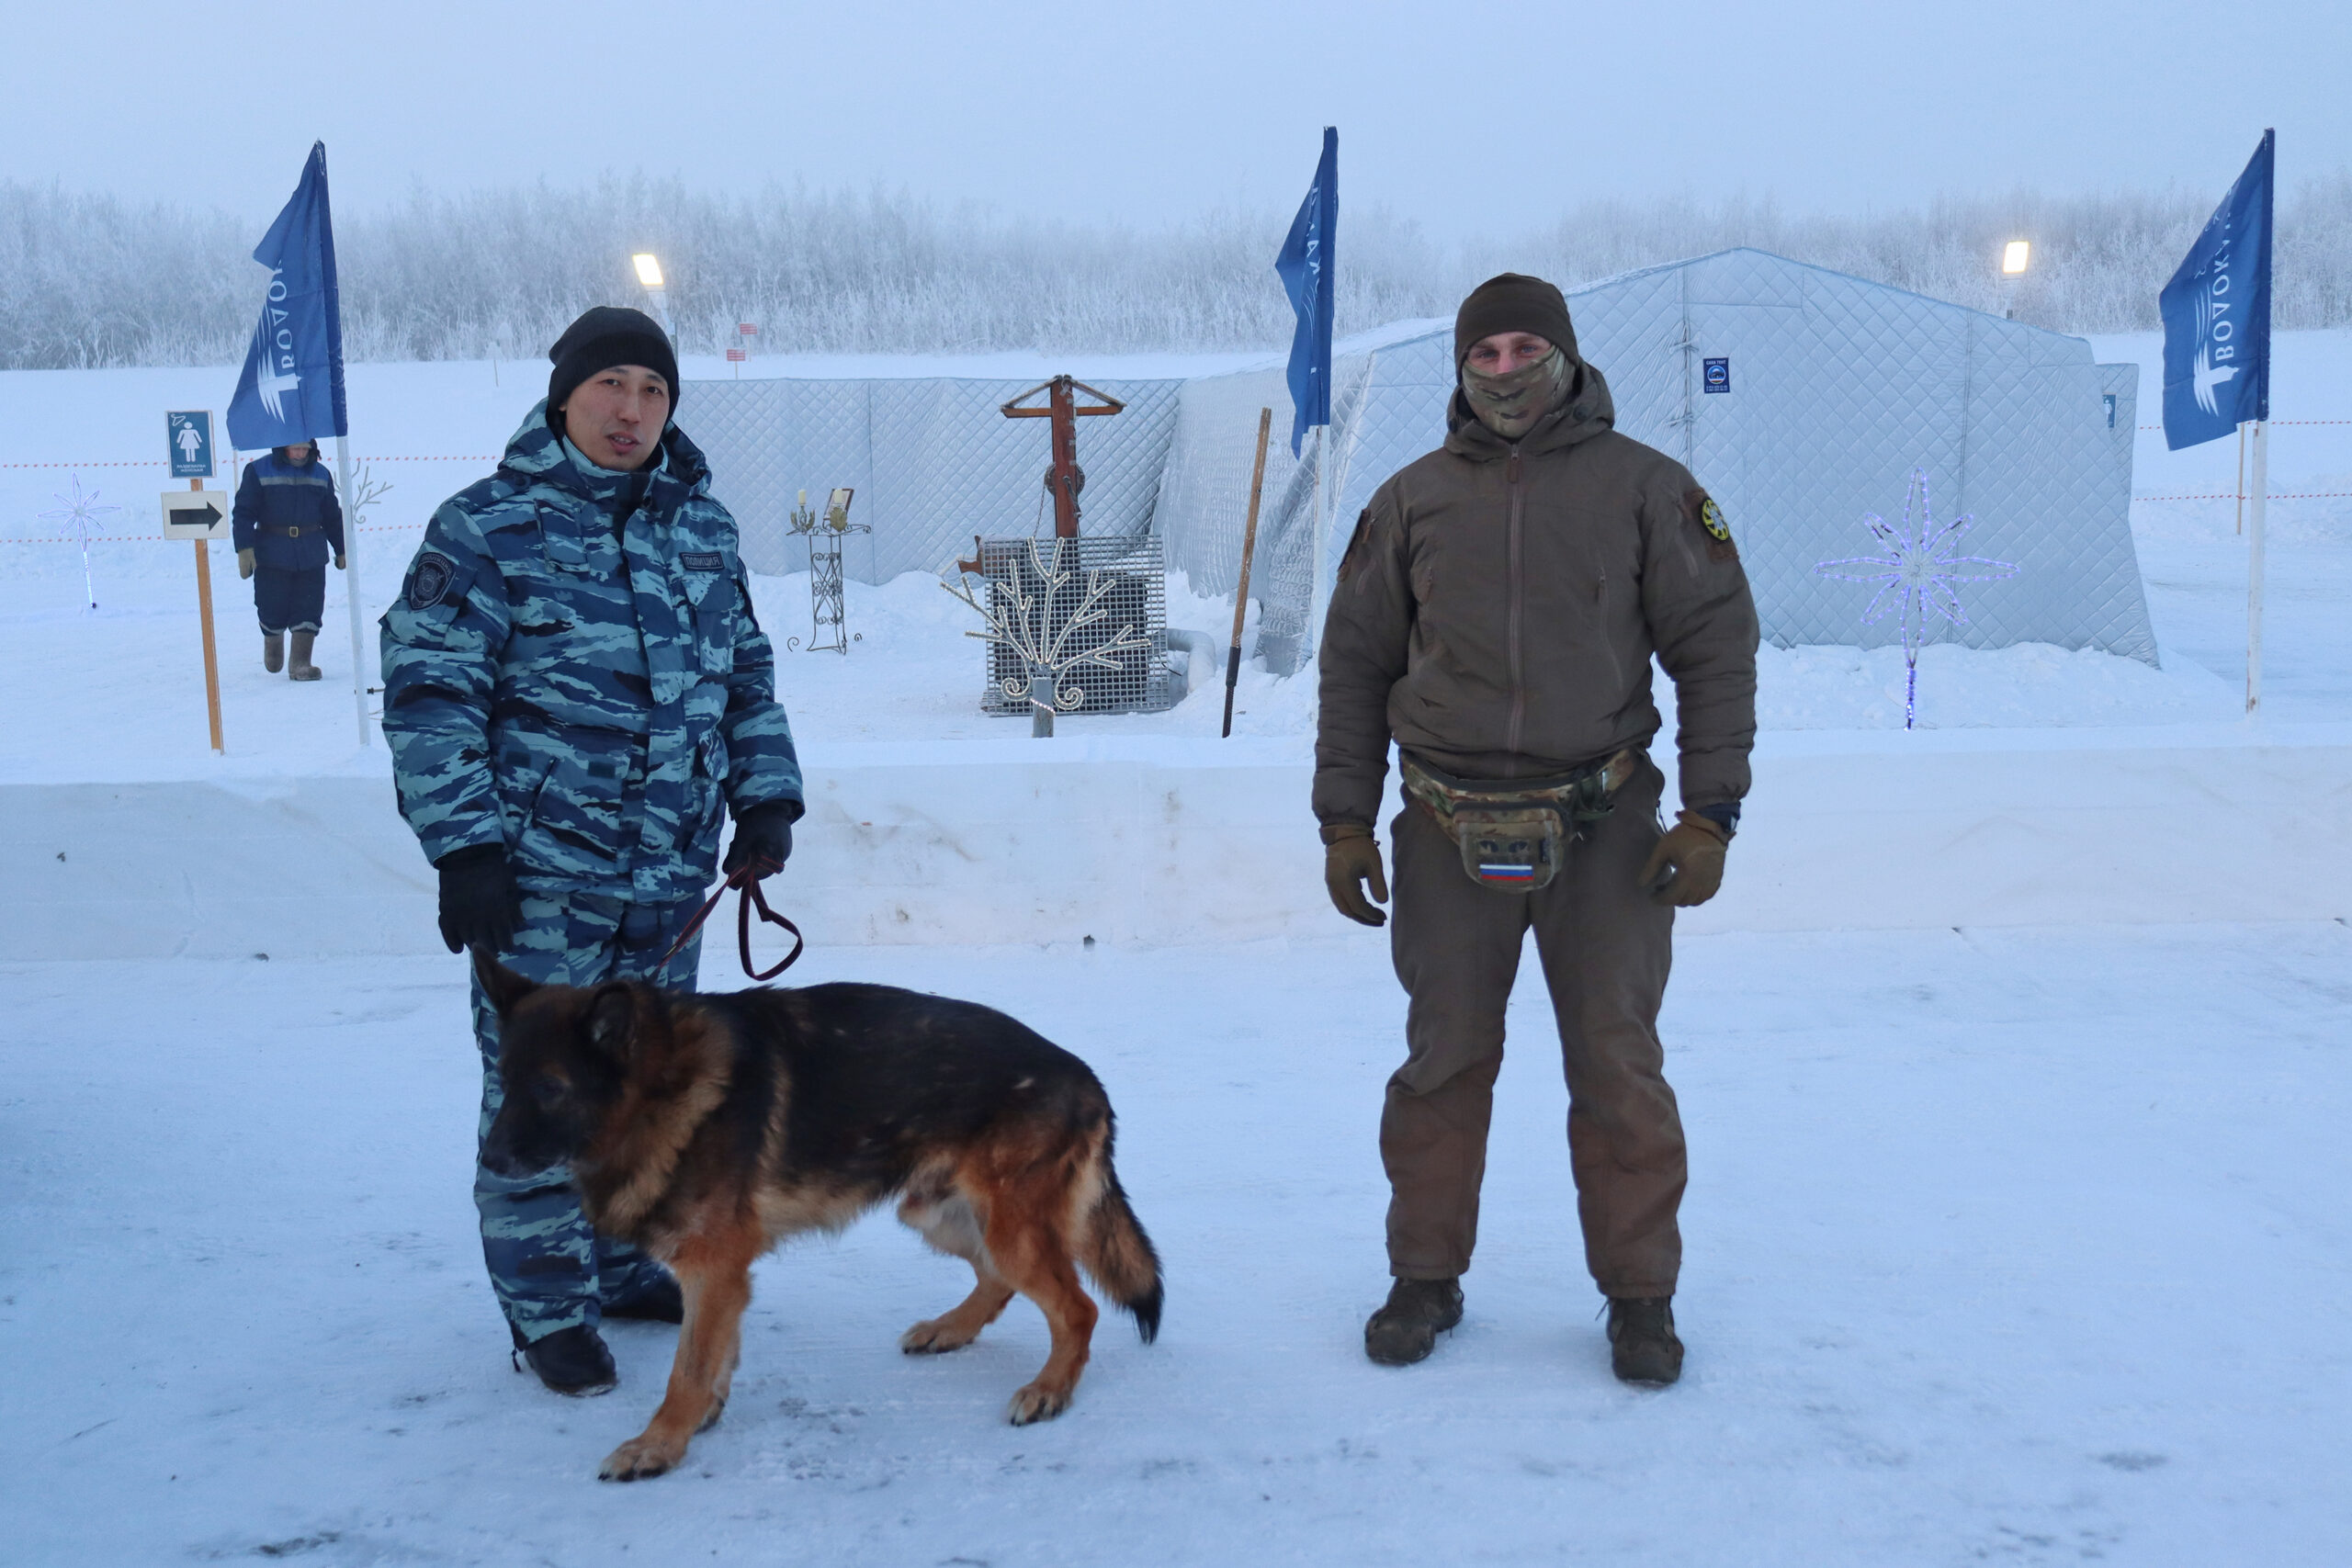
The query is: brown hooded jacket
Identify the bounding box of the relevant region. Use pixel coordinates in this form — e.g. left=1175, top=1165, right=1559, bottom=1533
left=1312, top=355, right=1759, bottom=830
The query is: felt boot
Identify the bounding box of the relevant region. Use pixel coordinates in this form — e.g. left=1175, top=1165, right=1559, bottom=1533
left=288, top=629, right=322, bottom=682
left=263, top=632, right=285, bottom=673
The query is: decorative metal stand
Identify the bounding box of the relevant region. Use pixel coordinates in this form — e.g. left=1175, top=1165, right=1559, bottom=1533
left=942, top=375, right=1172, bottom=734
left=944, top=536, right=1167, bottom=736
left=786, top=487, right=865, bottom=654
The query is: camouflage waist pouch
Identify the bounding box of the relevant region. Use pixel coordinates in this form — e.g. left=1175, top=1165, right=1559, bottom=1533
left=1400, top=750, right=1640, bottom=894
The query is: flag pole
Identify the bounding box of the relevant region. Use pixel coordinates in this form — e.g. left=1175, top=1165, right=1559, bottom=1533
left=2245, top=418, right=2268, bottom=714
left=335, top=434, right=369, bottom=745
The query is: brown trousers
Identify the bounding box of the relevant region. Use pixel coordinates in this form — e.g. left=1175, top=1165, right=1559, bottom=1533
left=1382, top=760, right=1686, bottom=1298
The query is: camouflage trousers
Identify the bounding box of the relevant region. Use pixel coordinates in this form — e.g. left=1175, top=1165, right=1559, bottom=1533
left=470, top=886, right=705, bottom=1342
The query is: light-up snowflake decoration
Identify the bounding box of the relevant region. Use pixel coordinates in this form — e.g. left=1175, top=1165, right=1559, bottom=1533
left=1815, top=468, right=2018, bottom=729
left=943, top=537, right=1153, bottom=734
left=38, top=475, right=122, bottom=612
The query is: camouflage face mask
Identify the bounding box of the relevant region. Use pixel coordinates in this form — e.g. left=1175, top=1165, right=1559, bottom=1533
left=1461, top=347, right=1570, bottom=440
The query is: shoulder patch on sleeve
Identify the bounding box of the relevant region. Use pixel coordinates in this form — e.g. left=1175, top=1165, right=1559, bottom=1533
left=408, top=551, right=457, bottom=609
left=679, top=550, right=724, bottom=573
left=1685, top=487, right=1738, bottom=562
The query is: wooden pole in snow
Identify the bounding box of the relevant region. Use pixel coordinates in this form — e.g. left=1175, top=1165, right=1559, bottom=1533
left=192, top=477, right=223, bottom=755
left=1223, top=408, right=1273, bottom=739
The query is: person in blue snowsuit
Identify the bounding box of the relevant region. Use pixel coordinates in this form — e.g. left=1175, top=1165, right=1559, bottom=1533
left=379, top=307, right=804, bottom=1397
left=232, top=439, right=345, bottom=680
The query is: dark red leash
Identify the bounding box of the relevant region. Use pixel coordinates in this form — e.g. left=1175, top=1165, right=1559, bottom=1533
left=659, top=865, right=803, bottom=981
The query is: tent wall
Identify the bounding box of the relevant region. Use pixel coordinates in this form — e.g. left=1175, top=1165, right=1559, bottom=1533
left=1158, top=249, right=2156, bottom=669
left=688, top=249, right=2154, bottom=673
left=688, top=377, right=1183, bottom=584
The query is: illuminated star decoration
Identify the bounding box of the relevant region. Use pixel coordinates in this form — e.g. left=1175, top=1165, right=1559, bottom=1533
left=1814, top=468, right=2018, bottom=729
left=37, top=474, right=122, bottom=613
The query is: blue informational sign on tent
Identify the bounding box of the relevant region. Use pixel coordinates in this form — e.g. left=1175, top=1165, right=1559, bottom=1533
left=1274, top=128, right=1338, bottom=457
left=2159, top=129, right=2273, bottom=452
left=227, top=141, right=349, bottom=452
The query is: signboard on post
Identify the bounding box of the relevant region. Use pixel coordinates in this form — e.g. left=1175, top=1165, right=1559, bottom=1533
left=167, top=411, right=216, bottom=479
left=161, top=491, right=232, bottom=538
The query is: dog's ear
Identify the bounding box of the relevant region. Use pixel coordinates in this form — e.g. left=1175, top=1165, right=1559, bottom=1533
left=583, top=982, right=636, bottom=1062
left=473, top=947, right=540, bottom=1015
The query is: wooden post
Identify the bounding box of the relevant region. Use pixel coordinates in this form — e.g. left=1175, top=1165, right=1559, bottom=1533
left=192, top=477, right=224, bottom=754
left=1223, top=409, right=1273, bottom=739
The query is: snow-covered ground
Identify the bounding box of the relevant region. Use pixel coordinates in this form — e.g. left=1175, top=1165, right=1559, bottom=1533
left=3, top=333, right=2348, bottom=1564
left=6, top=923, right=2349, bottom=1566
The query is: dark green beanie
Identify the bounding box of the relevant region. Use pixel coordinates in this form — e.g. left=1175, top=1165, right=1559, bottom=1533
left=1453, top=273, right=1580, bottom=367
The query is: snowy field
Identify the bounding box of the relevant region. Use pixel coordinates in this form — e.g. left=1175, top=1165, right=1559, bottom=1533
left=2, top=333, right=2349, bottom=1564
left=6, top=924, right=2350, bottom=1566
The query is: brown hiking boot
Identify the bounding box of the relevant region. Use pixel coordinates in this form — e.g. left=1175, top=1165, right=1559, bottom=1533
left=1607, top=1296, right=1683, bottom=1386
left=288, top=629, right=322, bottom=682
left=263, top=632, right=285, bottom=673
left=1364, top=1277, right=1463, bottom=1366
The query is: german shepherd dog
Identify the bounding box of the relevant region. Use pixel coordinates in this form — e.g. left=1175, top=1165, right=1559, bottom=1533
left=474, top=953, right=1163, bottom=1481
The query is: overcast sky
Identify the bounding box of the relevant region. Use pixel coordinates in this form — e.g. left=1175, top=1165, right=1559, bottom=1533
left=12, top=1, right=2346, bottom=231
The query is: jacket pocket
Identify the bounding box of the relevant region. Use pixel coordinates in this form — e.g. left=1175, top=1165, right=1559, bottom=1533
left=677, top=552, right=738, bottom=675
left=499, top=724, right=637, bottom=877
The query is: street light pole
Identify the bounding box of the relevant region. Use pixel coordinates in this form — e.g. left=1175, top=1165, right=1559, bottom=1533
left=1999, top=239, right=2030, bottom=320
left=632, top=253, right=673, bottom=335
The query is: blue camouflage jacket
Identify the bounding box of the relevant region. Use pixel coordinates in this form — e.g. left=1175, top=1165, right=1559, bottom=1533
left=379, top=404, right=803, bottom=903
left=232, top=449, right=345, bottom=570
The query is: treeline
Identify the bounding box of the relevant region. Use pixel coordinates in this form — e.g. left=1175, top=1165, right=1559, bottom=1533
left=3, top=173, right=2348, bottom=368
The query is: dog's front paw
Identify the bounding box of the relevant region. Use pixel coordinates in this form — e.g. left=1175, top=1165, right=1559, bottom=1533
left=900, top=1317, right=980, bottom=1355
left=599, top=1431, right=686, bottom=1482
left=1005, top=1381, right=1073, bottom=1426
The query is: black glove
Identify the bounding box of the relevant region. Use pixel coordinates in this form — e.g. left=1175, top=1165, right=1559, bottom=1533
left=722, top=801, right=799, bottom=882
left=435, top=844, right=522, bottom=954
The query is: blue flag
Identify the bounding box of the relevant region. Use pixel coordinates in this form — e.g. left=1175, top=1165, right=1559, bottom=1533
left=1274, top=128, right=1338, bottom=457
left=228, top=142, right=348, bottom=451
left=2159, top=129, right=2273, bottom=451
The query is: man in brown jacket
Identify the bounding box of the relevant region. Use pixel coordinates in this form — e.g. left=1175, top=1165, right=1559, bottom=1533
left=1315, top=273, right=1758, bottom=1384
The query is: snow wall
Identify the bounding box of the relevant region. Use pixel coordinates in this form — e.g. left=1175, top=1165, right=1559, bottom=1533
left=10, top=736, right=2347, bottom=961
left=694, top=249, right=2154, bottom=675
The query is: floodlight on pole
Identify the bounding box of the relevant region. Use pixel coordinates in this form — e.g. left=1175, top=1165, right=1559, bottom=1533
left=630, top=252, right=673, bottom=335
left=2001, top=240, right=2030, bottom=276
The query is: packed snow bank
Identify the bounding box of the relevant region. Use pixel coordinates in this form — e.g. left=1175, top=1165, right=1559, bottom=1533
left=6, top=926, right=2346, bottom=1566
left=9, top=729, right=2349, bottom=961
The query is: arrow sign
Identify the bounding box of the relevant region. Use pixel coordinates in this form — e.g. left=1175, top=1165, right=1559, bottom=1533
left=161, top=491, right=231, bottom=538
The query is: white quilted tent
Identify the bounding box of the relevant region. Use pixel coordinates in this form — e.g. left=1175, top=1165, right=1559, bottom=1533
left=1156, top=248, right=2154, bottom=672
left=687, top=248, right=2154, bottom=677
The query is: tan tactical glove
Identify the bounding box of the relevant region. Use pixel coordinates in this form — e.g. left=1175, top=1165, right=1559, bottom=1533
left=334, top=553, right=345, bottom=570
left=1322, top=824, right=1389, bottom=927
left=237, top=547, right=255, bottom=580
left=1639, top=811, right=1730, bottom=907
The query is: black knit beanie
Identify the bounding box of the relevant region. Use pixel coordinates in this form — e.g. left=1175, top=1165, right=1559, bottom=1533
left=1453, top=273, right=1580, bottom=367
left=547, top=306, right=681, bottom=421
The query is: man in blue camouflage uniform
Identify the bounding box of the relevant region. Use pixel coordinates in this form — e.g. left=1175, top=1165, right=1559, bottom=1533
left=381, top=307, right=803, bottom=1396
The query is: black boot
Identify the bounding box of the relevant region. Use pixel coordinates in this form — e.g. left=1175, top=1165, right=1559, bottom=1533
left=1363, top=1277, right=1464, bottom=1366
left=510, top=1322, right=617, bottom=1396
left=605, top=1270, right=684, bottom=1324
left=1607, top=1296, right=1683, bottom=1386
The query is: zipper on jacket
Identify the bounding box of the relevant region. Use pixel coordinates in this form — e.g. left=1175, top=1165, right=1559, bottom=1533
left=1505, top=445, right=1525, bottom=770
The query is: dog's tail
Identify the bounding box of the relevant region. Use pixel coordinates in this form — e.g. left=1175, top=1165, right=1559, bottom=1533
left=1081, top=1156, right=1163, bottom=1345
